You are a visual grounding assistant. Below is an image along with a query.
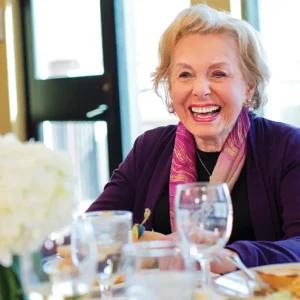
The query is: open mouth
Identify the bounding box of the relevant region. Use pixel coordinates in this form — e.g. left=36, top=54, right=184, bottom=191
left=189, top=105, right=221, bottom=120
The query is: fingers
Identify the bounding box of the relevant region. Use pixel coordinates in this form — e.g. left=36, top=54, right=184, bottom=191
left=163, top=232, right=178, bottom=241
left=187, top=225, right=219, bottom=245
left=158, top=248, right=185, bottom=271
left=166, top=228, right=219, bottom=247
left=210, top=249, right=238, bottom=274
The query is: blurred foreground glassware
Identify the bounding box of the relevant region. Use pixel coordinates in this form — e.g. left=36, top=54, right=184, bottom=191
left=20, top=219, right=97, bottom=299
left=50, top=219, right=97, bottom=299
left=123, top=240, right=197, bottom=300
left=175, top=182, right=233, bottom=290
left=81, top=211, right=132, bottom=299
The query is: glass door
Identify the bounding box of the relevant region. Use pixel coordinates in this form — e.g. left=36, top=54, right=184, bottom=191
left=21, top=0, right=122, bottom=209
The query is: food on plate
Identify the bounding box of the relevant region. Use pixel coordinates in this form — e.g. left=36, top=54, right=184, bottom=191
left=257, top=270, right=300, bottom=298
left=257, top=271, right=298, bottom=291
left=288, top=277, right=300, bottom=298
left=56, top=245, right=125, bottom=285
left=264, top=291, right=295, bottom=299
left=112, top=274, right=125, bottom=285
left=93, top=273, right=124, bottom=287
left=57, top=244, right=71, bottom=258
left=57, top=257, right=77, bottom=272
left=57, top=258, right=125, bottom=285
left=194, top=289, right=212, bottom=300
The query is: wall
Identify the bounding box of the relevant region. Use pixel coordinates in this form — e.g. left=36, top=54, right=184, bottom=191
left=8, top=0, right=26, bottom=140
left=0, top=0, right=11, bottom=135
left=191, top=0, right=231, bottom=11
left=0, top=0, right=26, bottom=139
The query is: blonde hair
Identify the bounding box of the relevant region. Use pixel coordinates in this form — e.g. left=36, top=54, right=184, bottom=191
left=152, top=4, right=270, bottom=110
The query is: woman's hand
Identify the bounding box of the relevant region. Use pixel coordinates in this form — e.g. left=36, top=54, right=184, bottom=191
left=135, top=231, right=168, bottom=269
left=164, top=228, right=219, bottom=245
left=164, top=232, right=238, bottom=274
left=210, top=248, right=238, bottom=274
left=164, top=232, right=179, bottom=241
left=137, top=230, right=166, bottom=242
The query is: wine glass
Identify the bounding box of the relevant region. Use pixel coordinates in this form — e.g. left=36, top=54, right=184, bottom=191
left=81, top=211, right=132, bottom=299
left=123, top=240, right=197, bottom=300
left=175, top=182, right=233, bottom=290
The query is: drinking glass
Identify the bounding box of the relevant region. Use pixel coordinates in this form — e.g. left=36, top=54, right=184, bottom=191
left=123, top=240, right=197, bottom=300
left=48, top=218, right=97, bottom=299
left=20, top=219, right=97, bottom=299
left=175, top=182, right=233, bottom=290
left=81, top=211, right=132, bottom=299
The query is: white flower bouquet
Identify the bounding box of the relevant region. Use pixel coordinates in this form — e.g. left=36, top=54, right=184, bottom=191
left=0, top=133, right=75, bottom=267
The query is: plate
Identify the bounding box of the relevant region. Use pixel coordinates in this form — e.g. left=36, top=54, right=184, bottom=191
left=214, top=263, right=300, bottom=299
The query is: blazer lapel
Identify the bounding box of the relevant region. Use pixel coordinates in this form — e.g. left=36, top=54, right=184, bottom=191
left=247, top=120, right=277, bottom=241
left=143, top=143, right=173, bottom=231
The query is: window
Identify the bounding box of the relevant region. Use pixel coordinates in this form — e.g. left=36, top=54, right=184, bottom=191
left=258, top=0, right=300, bottom=126
left=131, top=0, right=190, bottom=132
left=39, top=121, right=109, bottom=212
left=31, top=0, right=104, bottom=79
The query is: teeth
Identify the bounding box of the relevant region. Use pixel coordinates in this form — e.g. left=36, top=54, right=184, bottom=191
left=191, top=106, right=220, bottom=113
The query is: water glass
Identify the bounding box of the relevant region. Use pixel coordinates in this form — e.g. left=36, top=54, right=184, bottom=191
left=123, top=241, right=197, bottom=300
left=81, top=211, right=132, bottom=299
left=49, top=218, right=97, bottom=299
left=20, top=219, right=97, bottom=299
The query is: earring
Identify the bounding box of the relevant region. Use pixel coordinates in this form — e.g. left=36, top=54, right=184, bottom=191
left=167, top=103, right=175, bottom=113
left=243, top=98, right=255, bottom=112
left=246, top=103, right=254, bottom=112
left=244, top=89, right=259, bottom=112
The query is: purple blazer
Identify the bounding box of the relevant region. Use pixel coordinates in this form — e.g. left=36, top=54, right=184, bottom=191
left=87, top=114, right=300, bottom=268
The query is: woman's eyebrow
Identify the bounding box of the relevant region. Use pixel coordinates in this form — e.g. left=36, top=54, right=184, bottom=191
left=174, top=62, right=230, bottom=70
left=173, top=62, right=194, bottom=70
left=208, top=62, right=230, bottom=70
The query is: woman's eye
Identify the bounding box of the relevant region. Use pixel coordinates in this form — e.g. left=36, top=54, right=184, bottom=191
left=179, top=71, right=191, bottom=78
left=213, top=71, right=227, bottom=78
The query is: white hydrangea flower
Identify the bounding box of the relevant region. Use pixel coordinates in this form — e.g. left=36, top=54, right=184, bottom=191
left=0, top=133, right=76, bottom=267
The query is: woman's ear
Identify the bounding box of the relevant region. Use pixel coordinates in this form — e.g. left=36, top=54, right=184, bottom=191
left=246, top=82, right=256, bottom=100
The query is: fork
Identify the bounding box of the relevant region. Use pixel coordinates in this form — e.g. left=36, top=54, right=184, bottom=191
left=226, top=254, right=275, bottom=296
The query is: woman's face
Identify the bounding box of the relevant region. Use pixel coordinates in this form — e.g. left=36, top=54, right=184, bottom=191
left=170, top=33, right=255, bottom=151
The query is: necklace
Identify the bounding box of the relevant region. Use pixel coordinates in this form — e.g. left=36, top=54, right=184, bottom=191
left=196, top=149, right=212, bottom=177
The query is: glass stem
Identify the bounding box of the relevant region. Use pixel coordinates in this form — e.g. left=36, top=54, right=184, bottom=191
left=100, top=284, right=112, bottom=299
left=198, top=257, right=211, bottom=290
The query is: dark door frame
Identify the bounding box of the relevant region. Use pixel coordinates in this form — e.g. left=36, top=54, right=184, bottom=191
left=19, top=0, right=124, bottom=174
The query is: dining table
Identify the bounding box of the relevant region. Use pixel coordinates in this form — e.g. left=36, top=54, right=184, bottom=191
left=91, top=275, right=228, bottom=300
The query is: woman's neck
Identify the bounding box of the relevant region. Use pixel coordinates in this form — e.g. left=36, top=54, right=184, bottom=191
left=195, top=142, right=223, bottom=152
left=194, top=133, right=230, bottom=152
left=194, top=123, right=234, bottom=152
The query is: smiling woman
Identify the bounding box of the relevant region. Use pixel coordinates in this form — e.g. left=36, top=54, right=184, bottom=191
left=169, top=33, right=254, bottom=152
left=87, top=3, right=300, bottom=277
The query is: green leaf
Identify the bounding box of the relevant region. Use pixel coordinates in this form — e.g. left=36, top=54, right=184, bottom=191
left=0, top=258, right=25, bottom=300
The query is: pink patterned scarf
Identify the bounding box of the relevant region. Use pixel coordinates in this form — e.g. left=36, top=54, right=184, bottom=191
left=169, top=108, right=250, bottom=232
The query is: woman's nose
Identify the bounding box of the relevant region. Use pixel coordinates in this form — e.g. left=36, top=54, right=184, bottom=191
left=192, top=77, right=211, bottom=98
